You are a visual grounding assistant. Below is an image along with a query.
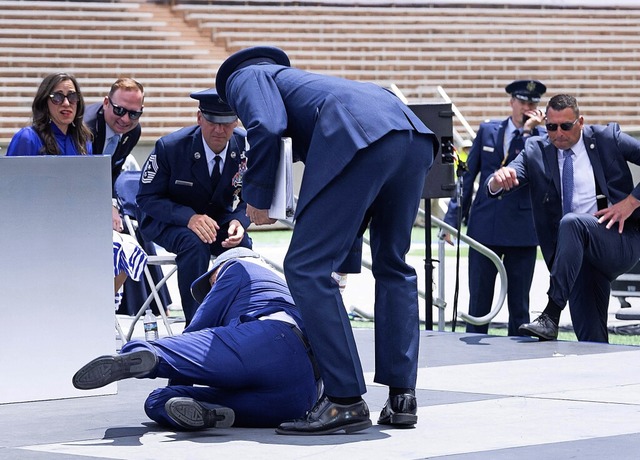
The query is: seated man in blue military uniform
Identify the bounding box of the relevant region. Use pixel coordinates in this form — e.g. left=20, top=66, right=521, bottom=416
left=73, top=248, right=319, bottom=430
left=136, top=89, right=252, bottom=326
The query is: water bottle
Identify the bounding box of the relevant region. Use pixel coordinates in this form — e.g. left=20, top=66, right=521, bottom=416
left=143, top=308, right=158, bottom=342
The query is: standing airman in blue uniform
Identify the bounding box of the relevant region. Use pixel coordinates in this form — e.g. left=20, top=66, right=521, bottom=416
left=443, top=80, right=547, bottom=335
left=137, top=90, right=252, bottom=326
left=215, top=46, right=438, bottom=435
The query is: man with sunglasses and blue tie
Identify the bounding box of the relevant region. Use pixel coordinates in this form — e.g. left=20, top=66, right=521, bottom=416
left=488, top=94, right=640, bottom=343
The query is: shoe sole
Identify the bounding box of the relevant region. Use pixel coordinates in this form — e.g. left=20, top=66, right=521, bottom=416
left=72, top=350, right=157, bottom=390
left=519, top=326, right=557, bottom=341
left=275, top=419, right=372, bottom=436
left=165, top=397, right=235, bottom=430
left=378, top=413, right=418, bottom=426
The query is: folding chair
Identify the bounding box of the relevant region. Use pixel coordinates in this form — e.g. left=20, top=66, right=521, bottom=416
left=114, top=170, right=177, bottom=343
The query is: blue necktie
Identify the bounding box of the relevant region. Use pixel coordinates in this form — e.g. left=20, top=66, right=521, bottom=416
left=562, top=149, right=574, bottom=215
left=103, top=135, right=119, bottom=156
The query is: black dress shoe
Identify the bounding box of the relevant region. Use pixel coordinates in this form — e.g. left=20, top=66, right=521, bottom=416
left=72, top=349, right=158, bottom=390
left=165, top=397, right=235, bottom=430
left=518, top=313, right=558, bottom=341
left=275, top=395, right=372, bottom=435
left=378, top=393, right=417, bottom=426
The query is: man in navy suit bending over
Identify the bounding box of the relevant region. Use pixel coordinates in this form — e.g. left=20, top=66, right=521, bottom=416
left=489, top=94, right=640, bottom=343
left=215, top=46, right=438, bottom=435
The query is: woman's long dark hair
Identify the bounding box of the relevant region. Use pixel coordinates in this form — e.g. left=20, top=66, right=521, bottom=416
left=32, top=72, right=92, bottom=155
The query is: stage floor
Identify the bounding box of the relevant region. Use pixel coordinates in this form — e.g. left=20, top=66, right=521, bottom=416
left=2, top=328, right=640, bottom=460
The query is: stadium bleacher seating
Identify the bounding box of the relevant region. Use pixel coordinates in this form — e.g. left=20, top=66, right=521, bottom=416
left=1, top=0, right=640, bottom=145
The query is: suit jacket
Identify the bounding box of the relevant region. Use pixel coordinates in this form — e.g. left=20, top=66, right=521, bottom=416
left=492, top=123, right=640, bottom=267
left=136, top=125, right=250, bottom=242
left=84, top=102, right=141, bottom=193
left=224, top=64, right=437, bottom=216
left=445, top=118, right=541, bottom=246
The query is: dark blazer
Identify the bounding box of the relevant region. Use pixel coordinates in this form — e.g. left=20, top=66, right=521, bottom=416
left=224, top=64, right=436, bottom=216
left=136, top=125, right=250, bottom=243
left=84, top=102, right=141, bottom=193
left=492, top=123, right=640, bottom=267
left=445, top=118, right=541, bottom=247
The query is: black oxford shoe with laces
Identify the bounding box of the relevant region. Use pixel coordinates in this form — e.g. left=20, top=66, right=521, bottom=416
left=276, top=395, right=372, bottom=435
left=378, top=393, right=418, bottom=426
left=518, top=313, right=559, bottom=341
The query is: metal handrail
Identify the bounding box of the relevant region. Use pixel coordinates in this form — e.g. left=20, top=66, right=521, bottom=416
left=428, top=213, right=508, bottom=326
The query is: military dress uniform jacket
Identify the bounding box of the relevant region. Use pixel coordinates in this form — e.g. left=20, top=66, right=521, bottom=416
left=84, top=102, right=141, bottom=194
left=137, top=125, right=250, bottom=243
left=494, top=123, right=640, bottom=268
left=224, top=64, right=436, bottom=217
left=446, top=118, right=541, bottom=247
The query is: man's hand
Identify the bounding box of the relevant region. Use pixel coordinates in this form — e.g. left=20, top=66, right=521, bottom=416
left=112, top=205, right=123, bottom=232
left=594, top=194, right=640, bottom=233
left=489, top=167, right=519, bottom=193
left=247, top=204, right=277, bottom=225
left=188, top=214, right=219, bottom=244
left=221, top=219, right=245, bottom=248
left=523, top=109, right=544, bottom=131
left=438, top=229, right=455, bottom=246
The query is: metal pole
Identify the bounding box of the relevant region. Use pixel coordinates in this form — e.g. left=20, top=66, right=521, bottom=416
left=424, top=200, right=433, bottom=330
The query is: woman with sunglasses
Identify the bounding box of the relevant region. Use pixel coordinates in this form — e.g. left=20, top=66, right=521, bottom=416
left=6, top=72, right=92, bottom=156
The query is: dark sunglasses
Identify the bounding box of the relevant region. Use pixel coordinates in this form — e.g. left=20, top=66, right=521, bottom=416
left=545, top=119, right=579, bottom=132
left=49, top=91, right=79, bottom=105
left=108, top=97, right=143, bottom=120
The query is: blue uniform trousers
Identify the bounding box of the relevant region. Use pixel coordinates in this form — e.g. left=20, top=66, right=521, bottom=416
left=466, top=245, right=536, bottom=336
left=122, top=318, right=317, bottom=428
left=549, top=213, right=640, bottom=342
left=152, top=224, right=252, bottom=325
left=284, top=130, right=432, bottom=397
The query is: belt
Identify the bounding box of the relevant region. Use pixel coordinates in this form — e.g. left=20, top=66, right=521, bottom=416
left=288, top=323, right=321, bottom=382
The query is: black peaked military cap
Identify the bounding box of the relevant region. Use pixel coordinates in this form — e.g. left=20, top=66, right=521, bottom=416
left=190, top=88, right=238, bottom=124
left=505, top=80, right=547, bottom=103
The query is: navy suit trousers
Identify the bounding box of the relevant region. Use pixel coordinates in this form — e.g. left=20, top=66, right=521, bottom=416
left=284, top=130, right=432, bottom=397
left=153, top=224, right=252, bottom=325
left=549, top=213, right=640, bottom=342
left=122, top=318, right=317, bottom=428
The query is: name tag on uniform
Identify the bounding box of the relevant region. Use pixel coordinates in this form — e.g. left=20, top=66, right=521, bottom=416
left=175, top=180, right=193, bottom=187
left=482, top=146, right=494, bottom=152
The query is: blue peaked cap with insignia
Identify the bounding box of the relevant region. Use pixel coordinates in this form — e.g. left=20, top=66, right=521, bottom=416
left=505, top=80, right=547, bottom=103
left=190, top=88, right=238, bottom=124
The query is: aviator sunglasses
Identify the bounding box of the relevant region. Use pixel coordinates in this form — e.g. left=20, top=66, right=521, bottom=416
left=545, top=118, right=579, bottom=132
left=49, top=91, right=79, bottom=105
left=108, top=96, right=143, bottom=120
